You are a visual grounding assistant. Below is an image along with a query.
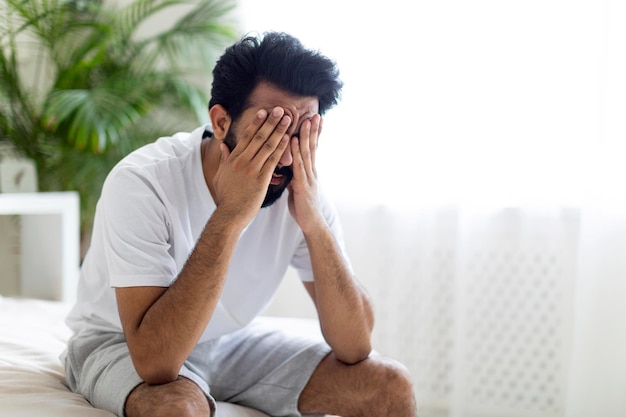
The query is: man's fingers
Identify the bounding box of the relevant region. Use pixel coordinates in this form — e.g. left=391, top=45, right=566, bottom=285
left=230, top=109, right=267, bottom=156
left=296, top=114, right=321, bottom=176
left=238, top=107, right=291, bottom=162
left=262, top=134, right=290, bottom=177
left=309, top=114, right=322, bottom=174
left=298, top=118, right=309, bottom=149
left=291, top=136, right=304, bottom=175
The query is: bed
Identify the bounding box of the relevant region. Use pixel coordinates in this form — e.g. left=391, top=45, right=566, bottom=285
left=0, top=296, right=323, bottom=417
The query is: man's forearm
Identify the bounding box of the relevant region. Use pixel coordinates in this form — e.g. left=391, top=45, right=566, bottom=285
left=123, top=209, right=245, bottom=384
left=305, top=226, right=374, bottom=364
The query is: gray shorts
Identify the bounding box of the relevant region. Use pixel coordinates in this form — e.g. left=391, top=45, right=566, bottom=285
left=64, top=317, right=331, bottom=417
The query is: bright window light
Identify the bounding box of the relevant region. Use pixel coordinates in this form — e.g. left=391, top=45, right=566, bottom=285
left=236, top=0, right=626, bottom=208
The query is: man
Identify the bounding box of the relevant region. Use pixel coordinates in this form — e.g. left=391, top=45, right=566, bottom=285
left=64, top=31, right=417, bottom=417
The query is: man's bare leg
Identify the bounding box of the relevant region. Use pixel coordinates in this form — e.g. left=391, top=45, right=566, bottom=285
left=125, top=376, right=212, bottom=417
left=299, top=353, right=418, bottom=417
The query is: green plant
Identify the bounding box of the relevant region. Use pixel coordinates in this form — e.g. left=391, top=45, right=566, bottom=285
left=0, top=0, right=239, bottom=252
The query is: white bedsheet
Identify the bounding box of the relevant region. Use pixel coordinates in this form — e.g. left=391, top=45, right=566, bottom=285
left=0, top=296, right=282, bottom=417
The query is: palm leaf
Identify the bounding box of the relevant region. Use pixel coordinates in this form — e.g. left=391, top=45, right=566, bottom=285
left=124, top=0, right=235, bottom=73
left=0, top=0, right=240, bottom=244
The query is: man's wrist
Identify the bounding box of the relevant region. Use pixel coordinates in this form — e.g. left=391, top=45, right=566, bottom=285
left=209, top=206, right=251, bottom=236
left=301, top=218, right=331, bottom=241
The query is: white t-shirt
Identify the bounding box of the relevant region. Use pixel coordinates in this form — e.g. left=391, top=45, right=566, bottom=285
left=66, top=125, right=352, bottom=342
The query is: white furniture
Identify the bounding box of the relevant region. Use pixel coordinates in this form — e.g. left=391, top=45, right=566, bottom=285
left=0, top=192, right=80, bottom=302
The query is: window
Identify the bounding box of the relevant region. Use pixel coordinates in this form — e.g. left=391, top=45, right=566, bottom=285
left=237, top=0, right=626, bottom=208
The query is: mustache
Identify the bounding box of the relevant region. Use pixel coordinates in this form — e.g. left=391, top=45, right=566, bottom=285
left=274, top=165, right=292, bottom=177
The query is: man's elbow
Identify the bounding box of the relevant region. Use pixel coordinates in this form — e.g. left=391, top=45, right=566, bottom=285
left=132, top=356, right=180, bottom=385
left=140, top=369, right=180, bottom=385
left=335, top=344, right=372, bottom=365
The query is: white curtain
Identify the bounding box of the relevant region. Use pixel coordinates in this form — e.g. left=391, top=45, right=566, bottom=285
left=334, top=203, right=626, bottom=417
left=238, top=1, right=626, bottom=416
left=268, top=204, right=626, bottom=417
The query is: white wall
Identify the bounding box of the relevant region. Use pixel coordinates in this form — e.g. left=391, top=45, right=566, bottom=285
left=236, top=0, right=626, bottom=209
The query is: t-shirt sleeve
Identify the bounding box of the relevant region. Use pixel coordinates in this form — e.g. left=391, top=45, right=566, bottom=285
left=290, top=189, right=354, bottom=282
left=99, top=167, right=178, bottom=288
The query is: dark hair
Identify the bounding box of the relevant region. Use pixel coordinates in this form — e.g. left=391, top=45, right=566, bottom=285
left=209, top=31, right=343, bottom=120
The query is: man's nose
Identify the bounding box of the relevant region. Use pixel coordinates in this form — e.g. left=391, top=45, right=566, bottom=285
left=278, top=141, right=293, bottom=167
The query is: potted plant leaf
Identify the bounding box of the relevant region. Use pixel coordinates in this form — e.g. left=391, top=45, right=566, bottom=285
left=0, top=0, right=239, bottom=257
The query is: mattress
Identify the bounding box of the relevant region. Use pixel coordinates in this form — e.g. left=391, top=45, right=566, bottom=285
left=0, top=296, right=307, bottom=417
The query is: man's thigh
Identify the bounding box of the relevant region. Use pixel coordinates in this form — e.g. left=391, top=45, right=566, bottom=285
left=189, top=318, right=331, bottom=417
left=65, top=331, right=215, bottom=417
left=65, top=319, right=330, bottom=417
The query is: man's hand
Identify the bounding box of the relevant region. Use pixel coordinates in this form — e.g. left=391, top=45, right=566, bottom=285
left=213, top=107, right=291, bottom=225
left=287, top=114, right=374, bottom=363
left=288, top=114, right=325, bottom=234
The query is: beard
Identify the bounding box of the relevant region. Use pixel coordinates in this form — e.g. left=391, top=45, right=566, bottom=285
left=224, top=129, right=293, bottom=208
left=262, top=165, right=293, bottom=207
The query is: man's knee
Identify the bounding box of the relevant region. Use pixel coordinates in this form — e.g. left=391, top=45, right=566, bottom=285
left=363, top=356, right=416, bottom=408
left=125, top=377, right=211, bottom=417
left=301, top=353, right=417, bottom=416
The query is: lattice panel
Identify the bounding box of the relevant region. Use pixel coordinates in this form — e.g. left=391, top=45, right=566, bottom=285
left=460, top=249, right=569, bottom=416
left=338, top=206, right=579, bottom=417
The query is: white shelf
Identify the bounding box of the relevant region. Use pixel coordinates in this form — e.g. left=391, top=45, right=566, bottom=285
left=0, top=192, right=80, bottom=302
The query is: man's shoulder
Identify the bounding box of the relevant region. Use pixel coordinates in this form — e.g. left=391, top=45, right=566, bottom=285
left=123, top=129, right=198, bottom=164
left=108, top=126, right=205, bottom=180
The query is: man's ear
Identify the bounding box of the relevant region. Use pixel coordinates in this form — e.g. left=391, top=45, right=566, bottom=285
left=208, top=104, right=232, bottom=140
